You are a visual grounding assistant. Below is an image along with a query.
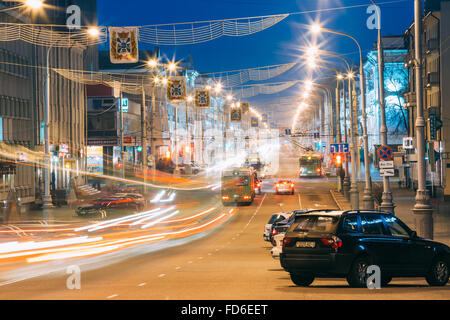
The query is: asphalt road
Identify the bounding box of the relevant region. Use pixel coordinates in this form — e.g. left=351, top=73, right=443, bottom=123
left=0, top=153, right=449, bottom=299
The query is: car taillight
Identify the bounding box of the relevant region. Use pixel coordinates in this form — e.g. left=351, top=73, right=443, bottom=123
left=317, top=168, right=321, bottom=173
left=272, top=228, right=277, bottom=235
left=290, top=184, right=294, bottom=187
left=222, top=195, right=230, bottom=200
left=276, top=184, right=280, bottom=187
left=282, top=237, right=293, bottom=247
left=321, top=236, right=342, bottom=249
left=243, top=195, right=251, bottom=200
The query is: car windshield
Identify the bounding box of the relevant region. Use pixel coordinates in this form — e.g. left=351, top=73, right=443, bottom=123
left=291, top=215, right=340, bottom=233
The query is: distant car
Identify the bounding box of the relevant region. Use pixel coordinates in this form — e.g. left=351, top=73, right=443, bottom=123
left=280, top=210, right=450, bottom=287
left=263, top=212, right=291, bottom=241
left=275, top=180, right=295, bottom=195
left=179, top=161, right=202, bottom=175
left=76, top=202, right=108, bottom=217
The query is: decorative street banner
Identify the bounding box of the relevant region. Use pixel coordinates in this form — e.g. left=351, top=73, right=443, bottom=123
left=109, top=27, right=139, bottom=64
left=241, top=102, right=250, bottom=114
left=230, top=108, right=242, bottom=122
left=194, top=88, right=210, bottom=108
left=251, top=117, right=259, bottom=127
left=262, top=114, right=268, bottom=123
left=167, top=77, right=187, bottom=101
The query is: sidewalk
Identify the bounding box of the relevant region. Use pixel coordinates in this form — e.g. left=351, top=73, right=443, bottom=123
left=332, top=181, right=450, bottom=246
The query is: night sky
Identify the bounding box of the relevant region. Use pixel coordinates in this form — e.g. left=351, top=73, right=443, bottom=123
left=97, top=0, right=415, bottom=126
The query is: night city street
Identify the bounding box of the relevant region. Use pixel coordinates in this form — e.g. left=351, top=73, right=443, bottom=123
left=0, top=0, right=449, bottom=307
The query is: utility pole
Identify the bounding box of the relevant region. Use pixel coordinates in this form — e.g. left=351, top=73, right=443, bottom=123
left=374, top=4, right=395, bottom=213
left=348, top=76, right=359, bottom=209
left=151, top=85, right=156, bottom=182
left=141, top=86, right=148, bottom=193
left=342, top=80, right=350, bottom=199
left=120, top=91, right=125, bottom=179
left=412, top=0, right=433, bottom=238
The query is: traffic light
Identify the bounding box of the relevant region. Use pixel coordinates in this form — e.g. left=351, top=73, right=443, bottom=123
left=116, top=161, right=122, bottom=169
left=137, top=146, right=143, bottom=152
left=165, top=151, right=171, bottom=159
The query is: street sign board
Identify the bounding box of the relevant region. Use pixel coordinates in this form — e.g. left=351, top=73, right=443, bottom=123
left=380, top=168, right=395, bottom=177
left=330, top=143, right=349, bottom=154
left=377, top=145, right=393, bottom=161
left=379, top=160, right=394, bottom=169
left=403, top=137, right=414, bottom=150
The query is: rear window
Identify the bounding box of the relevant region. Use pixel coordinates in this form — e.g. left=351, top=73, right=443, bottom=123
left=291, top=215, right=340, bottom=233
left=268, top=215, right=278, bottom=224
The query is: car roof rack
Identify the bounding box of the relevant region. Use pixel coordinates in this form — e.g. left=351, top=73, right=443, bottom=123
left=342, top=209, right=392, bottom=215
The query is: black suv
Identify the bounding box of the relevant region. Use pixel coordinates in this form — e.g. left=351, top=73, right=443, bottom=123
left=280, top=210, right=450, bottom=287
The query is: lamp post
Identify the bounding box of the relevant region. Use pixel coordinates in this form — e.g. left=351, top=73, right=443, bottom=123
left=347, top=72, right=359, bottom=209
left=311, top=24, right=374, bottom=209
left=412, top=0, right=433, bottom=238
left=369, top=0, right=394, bottom=213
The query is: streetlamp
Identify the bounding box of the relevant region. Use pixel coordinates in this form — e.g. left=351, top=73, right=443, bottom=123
left=412, top=0, right=433, bottom=238
left=311, top=24, right=374, bottom=210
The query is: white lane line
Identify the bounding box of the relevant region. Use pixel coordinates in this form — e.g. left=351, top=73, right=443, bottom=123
left=158, top=274, right=166, bottom=278
left=298, top=193, right=303, bottom=209
left=207, top=253, right=212, bottom=256
left=138, top=282, right=146, bottom=287
left=188, top=261, right=193, bottom=264
left=198, top=257, right=203, bottom=260
left=243, top=193, right=267, bottom=230
left=175, top=266, right=181, bottom=270
left=107, top=294, right=118, bottom=299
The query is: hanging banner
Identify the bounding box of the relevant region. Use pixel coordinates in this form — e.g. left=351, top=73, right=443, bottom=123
left=262, top=114, right=268, bottom=123
left=109, top=27, right=139, bottom=64
left=241, top=102, right=250, bottom=114
left=230, top=107, right=242, bottom=122
left=194, top=88, right=210, bottom=108
left=167, top=77, right=187, bottom=101
left=251, top=117, right=259, bottom=127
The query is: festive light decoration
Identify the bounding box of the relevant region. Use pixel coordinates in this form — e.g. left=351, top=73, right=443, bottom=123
left=0, top=23, right=107, bottom=47
left=167, top=76, right=187, bottom=101
left=194, top=88, right=211, bottom=108
left=138, top=14, right=288, bottom=45
left=232, top=80, right=299, bottom=99
left=201, top=63, right=296, bottom=87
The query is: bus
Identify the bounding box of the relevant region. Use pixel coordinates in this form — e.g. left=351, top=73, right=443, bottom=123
left=221, top=167, right=256, bottom=205
left=299, top=152, right=323, bottom=177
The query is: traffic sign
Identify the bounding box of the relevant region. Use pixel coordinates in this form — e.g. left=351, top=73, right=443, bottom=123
left=380, top=168, right=395, bottom=177
left=330, top=143, right=349, bottom=154
left=379, top=160, right=394, bottom=169
left=377, top=145, right=393, bottom=161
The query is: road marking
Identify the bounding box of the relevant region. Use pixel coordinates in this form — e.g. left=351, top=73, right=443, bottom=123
left=207, top=253, right=212, bottom=256
left=198, top=257, right=203, bottom=260
left=107, top=294, right=118, bottom=299
left=138, top=282, right=146, bottom=287
left=188, top=261, right=193, bottom=264
left=175, top=266, right=181, bottom=270
left=243, top=194, right=267, bottom=230
left=298, top=193, right=303, bottom=209
left=158, top=274, right=166, bottom=278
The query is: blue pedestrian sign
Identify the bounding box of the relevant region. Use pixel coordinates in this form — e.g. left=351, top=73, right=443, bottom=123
left=330, top=143, right=349, bottom=154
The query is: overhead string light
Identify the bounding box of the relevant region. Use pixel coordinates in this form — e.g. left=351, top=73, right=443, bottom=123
left=231, top=80, right=299, bottom=99
left=200, top=62, right=296, bottom=87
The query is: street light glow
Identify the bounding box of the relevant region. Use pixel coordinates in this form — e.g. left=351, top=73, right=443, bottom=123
left=87, top=27, right=100, bottom=38
left=147, top=59, right=158, bottom=68
left=168, top=62, right=177, bottom=72
left=311, top=24, right=322, bottom=34
left=25, top=0, right=43, bottom=9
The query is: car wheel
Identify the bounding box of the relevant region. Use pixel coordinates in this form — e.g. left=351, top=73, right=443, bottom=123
left=289, top=273, right=314, bottom=287
left=426, top=257, right=449, bottom=286
left=347, top=255, right=373, bottom=288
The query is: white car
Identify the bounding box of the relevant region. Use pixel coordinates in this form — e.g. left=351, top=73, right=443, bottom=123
left=263, top=212, right=291, bottom=241
left=270, top=233, right=285, bottom=259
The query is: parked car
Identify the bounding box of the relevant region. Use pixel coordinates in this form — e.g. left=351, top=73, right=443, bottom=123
left=263, top=212, right=291, bottom=241
left=179, top=161, right=203, bottom=175
left=275, top=179, right=295, bottom=195
left=280, top=210, right=450, bottom=287
left=271, top=233, right=285, bottom=259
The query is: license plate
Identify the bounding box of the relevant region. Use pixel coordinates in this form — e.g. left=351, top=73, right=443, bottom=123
left=296, top=241, right=316, bottom=248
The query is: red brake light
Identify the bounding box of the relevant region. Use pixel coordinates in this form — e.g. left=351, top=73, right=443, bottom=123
left=272, top=228, right=277, bottom=235
left=321, top=236, right=342, bottom=249
left=282, top=237, right=292, bottom=247
left=276, top=184, right=280, bottom=187
left=291, top=183, right=294, bottom=187
left=317, top=168, right=321, bottom=173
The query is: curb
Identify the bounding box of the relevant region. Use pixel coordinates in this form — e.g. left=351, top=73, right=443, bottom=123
left=329, top=189, right=343, bottom=210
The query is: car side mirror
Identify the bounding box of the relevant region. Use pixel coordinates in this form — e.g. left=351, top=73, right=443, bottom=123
left=410, top=231, right=417, bottom=239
